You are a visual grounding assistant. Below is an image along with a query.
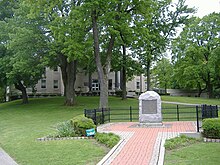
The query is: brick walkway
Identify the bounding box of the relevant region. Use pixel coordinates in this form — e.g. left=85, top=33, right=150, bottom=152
left=97, top=121, right=197, bottom=165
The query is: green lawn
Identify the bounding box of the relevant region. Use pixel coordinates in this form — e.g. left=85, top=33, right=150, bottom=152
left=164, top=142, right=220, bottom=165
left=0, top=96, right=139, bottom=165
left=0, top=96, right=219, bottom=164
left=161, top=96, right=220, bottom=106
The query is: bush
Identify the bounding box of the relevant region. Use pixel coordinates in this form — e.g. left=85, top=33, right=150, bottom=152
left=95, top=132, right=120, bottom=148
left=71, top=115, right=96, bottom=136
left=202, top=118, right=220, bottom=139
left=165, top=135, right=201, bottom=150
left=56, top=120, right=75, bottom=137
left=115, top=90, right=123, bottom=97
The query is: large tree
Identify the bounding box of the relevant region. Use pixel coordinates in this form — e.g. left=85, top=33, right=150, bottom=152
left=172, top=13, right=220, bottom=98
left=26, top=0, right=89, bottom=105
left=86, top=0, right=152, bottom=108
left=133, top=0, right=194, bottom=90
left=0, top=1, right=48, bottom=104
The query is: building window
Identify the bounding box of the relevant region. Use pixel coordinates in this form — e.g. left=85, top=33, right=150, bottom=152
left=136, top=82, right=140, bottom=89
left=92, top=79, right=99, bottom=91
left=41, top=79, right=46, bottom=88
left=108, top=79, right=112, bottom=90
left=145, top=82, right=147, bottom=89
left=54, top=80, right=59, bottom=89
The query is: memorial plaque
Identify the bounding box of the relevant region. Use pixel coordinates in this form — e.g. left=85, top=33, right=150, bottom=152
left=142, top=100, right=157, bottom=114
left=139, top=91, right=162, bottom=125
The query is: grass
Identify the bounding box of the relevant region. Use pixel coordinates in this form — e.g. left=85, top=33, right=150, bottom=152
left=164, top=135, right=220, bottom=165
left=164, top=142, right=220, bottom=165
left=161, top=96, right=220, bottom=105
left=0, top=96, right=139, bottom=165
left=0, top=95, right=219, bottom=164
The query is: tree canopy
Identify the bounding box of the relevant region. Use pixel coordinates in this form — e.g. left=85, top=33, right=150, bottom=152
left=172, top=12, right=220, bottom=98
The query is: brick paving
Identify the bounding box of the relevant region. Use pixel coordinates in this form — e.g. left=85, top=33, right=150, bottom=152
left=97, top=121, right=197, bottom=165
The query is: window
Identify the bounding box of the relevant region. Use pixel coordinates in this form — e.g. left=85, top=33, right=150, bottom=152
left=92, top=79, right=99, bottom=91
left=54, top=80, right=58, bottom=89
left=108, top=79, right=112, bottom=90
left=41, top=79, right=46, bottom=88
left=136, top=82, right=140, bottom=89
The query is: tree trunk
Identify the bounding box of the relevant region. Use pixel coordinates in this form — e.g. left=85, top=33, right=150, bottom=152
left=121, top=44, right=127, bottom=100
left=207, top=73, right=213, bottom=98
left=146, top=59, right=151, bottom=91
left=64, top=60, right=77, bottom=106
left=88, top=72, right=92, bottom=92
left=115, top=71, right=119, bottom=90
left=59, top=54, right=77, bottom=106
left=14, top=81, right=28, bottom=104
left=140, top=74, right=143, bottom=93
left=92, top=9, right=115, bottom=108
left=59, top=54, right=67, bottom=97
left=164, top=83, right=167, bottom=94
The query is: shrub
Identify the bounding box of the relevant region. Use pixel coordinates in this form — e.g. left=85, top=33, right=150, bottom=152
left=115, top=90, right=123, bottom=97
left=202, top=118, right=220, bottom=139
left=71, top=115, right=96, bottom=136
left=56, top=120, right=75, bottom=137
left=95, top=132, right=120, bottom=148
left=165, top=135, right=201, bottom=150
left=86, top=112, right=104, bottom=125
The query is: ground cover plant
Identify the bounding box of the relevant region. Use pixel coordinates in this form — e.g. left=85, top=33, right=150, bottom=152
left=95, top=133, right=120, bottom=148
left=164, top=135, right=202, bottom=150
left=0, top=96, right=219, bottom=164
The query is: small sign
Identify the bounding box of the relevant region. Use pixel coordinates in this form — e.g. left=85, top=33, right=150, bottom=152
left=86, top=128, right=95, bottom=137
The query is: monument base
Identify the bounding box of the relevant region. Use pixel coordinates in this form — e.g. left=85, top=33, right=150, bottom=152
left=138, top=122, right=163, bottom=127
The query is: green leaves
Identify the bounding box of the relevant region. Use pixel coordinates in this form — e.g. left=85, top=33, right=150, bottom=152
left=172, top=12, right=220, bottom=97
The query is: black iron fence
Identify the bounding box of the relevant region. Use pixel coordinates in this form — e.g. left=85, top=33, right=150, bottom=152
left=84, top=104, right=219, bottom=132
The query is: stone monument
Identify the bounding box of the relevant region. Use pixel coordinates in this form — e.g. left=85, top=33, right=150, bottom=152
left=139, top=91, right=162, bottom=126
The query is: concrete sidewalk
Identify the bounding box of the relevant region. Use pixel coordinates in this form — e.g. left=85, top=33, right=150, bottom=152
left=97, top=121, right=197, bottom=165
left=0, top=148, right=18, bottom=165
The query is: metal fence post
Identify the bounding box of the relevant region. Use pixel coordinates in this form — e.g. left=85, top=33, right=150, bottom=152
left=109, top=108, right=111, bottom=122
left=177, top=105, right=179, bottom=121
left=196, top=106, right=199, bottom=132
left=94, top=109, right=97, bottom=125
left=130, top=106, right=132, bottom=122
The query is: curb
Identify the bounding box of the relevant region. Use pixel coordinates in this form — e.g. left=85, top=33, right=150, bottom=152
left=97, top=139, right=125, bottom=165
left=36, top=136, right=94, bottom=141
left=0, top=147, right=19, bottom=165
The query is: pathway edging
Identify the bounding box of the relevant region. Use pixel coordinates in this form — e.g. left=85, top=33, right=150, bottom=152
left=0, top=147, right=18, bottom=165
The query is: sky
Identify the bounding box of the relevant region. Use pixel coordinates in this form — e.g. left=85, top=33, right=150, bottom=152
left=184, top=0, right=220, bottom=17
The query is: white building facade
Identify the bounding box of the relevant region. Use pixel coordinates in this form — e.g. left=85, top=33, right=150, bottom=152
left=34, top=67, right=147, bottom=96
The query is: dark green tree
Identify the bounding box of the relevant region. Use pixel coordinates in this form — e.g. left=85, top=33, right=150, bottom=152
left=152, top=58, right=173, bottom=93
left=172, top=13, right=220, bottom=98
